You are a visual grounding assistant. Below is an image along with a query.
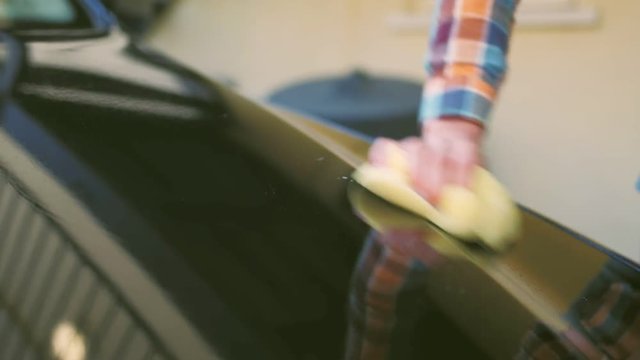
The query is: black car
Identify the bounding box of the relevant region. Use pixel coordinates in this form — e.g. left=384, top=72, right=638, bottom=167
left=0, top=1, right=637, bottom=359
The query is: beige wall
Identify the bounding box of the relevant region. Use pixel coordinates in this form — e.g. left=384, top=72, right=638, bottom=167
left=149, top=0, right=357, bottom=97
left=488, top=0, right=640, bottom=262
left=149, top=0, right=640, bottom=261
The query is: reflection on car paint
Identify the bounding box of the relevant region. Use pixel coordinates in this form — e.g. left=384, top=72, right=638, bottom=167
left=52, top=322, right=87, bottom=360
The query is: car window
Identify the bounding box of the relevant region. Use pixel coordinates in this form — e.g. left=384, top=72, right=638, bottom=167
left=0, top=0, right=76, bottom=27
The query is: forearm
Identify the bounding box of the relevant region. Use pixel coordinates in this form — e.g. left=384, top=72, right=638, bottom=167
left=420, top=0, right=520, bottom=127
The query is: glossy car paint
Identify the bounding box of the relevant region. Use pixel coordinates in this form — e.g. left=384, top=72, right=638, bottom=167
left=0, top=1, right=638, bottom=359
left=4, top=15, right=492, bottom=357
left=1, top=31, right=363, bottom=360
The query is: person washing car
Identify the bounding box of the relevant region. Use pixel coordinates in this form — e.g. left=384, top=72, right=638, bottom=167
left=347, top=1, right=520, bottom=356
left=346, top=0, right=640, bottom=359
left=394, top=0, right=514, bottom=201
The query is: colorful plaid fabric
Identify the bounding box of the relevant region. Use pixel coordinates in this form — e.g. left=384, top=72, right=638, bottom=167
left=515, top=324, right=596, bottom=359
left=518, top=262, right=640, bottom=359
left=344, top=230, right=445, bottom=360
left=420, top=0, right=520, bottom=126
left=516, top=324, right=611, bottom=359
left=346, top=231, right=640, bottom=359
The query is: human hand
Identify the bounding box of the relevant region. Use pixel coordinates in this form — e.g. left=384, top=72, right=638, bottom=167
left=413, top=118, right=484, bottom=204
left=367, top=118, right=483, bottom=205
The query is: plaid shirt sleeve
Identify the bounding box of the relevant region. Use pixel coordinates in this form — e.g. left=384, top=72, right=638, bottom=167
left=420, top=0, right=520, bottom=126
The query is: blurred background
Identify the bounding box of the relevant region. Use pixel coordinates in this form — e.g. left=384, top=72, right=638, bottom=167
left=109, top=0, right=639, bottom=261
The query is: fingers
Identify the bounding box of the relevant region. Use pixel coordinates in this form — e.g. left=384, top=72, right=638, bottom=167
left=409, top=146, right=430, bottom=203
left=448, top=140, right=479, bottom=187
left=367, top=138, right=394, bottom=166
left=398, top=137, right=422, bottom=153
left=366, top=130, right=481, bottom=207
left=418, top=145, right=446, bottom=204
left=412, top=136, right=480, bottom=205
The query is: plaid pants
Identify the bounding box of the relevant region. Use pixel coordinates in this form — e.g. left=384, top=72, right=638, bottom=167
left=345, top=231, right=640, bottom=360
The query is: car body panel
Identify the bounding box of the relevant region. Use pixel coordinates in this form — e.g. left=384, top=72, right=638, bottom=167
left=2, top=24, right=369, bottom=359
left=0, top=1, right=637, bottom=359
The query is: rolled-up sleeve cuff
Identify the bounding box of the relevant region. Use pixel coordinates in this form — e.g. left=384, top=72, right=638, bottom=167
left=419, top=89, right=492, bottom=125
left=419, top=76, right=497, bottom=126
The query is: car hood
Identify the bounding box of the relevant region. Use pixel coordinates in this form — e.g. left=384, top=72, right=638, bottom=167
left=2, top=29, right=638, bottom=360
left=3, top=30, right=369, bottom=359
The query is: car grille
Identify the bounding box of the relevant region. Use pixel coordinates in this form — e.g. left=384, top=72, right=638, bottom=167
left=0, top=168, right=173, bottom=360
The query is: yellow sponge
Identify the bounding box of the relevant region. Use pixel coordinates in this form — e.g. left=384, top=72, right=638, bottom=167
left=352, top=142, right=521, bottom=252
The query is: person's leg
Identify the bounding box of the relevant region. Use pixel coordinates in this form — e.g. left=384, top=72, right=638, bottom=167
left=345, top=230, right=445, bottom=360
